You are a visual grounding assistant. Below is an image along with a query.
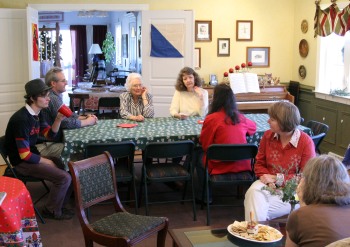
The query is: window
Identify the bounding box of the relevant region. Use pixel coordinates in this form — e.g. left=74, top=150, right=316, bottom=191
left=115, top=23, right=122, bottom=66
left=316, top=32, right=350, bottom=93
left=316, top=2, right=350, bottom=95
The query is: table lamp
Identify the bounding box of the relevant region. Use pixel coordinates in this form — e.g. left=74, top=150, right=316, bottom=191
left=88, top=44, right=103, bottom=64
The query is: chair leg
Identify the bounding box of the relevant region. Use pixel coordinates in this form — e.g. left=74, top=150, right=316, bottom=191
left=34, top=206, right=46, bottom=224
left=83, top=237, right=94, bottom=247
left=144, top=177, right=150, bottom=216
left=132, top=177, right=138, bottom=214
left=205, top=174, right=211, bottom=226
left=191, top=178, right=197, bottom=221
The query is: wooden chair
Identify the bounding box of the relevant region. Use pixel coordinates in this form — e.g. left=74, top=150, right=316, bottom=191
left=202, top=144, right=258, bottom=225
left=306, top=120, right=329, bottom=154
left=68, top=93, right=89, bottom=115
left=97, top=97, right=120, bottom=119
left=139, top=141, right=197, bottom=221
left=84, top=141, right=138, bottom=214
left=68, top=152, right=168, bottom=247
left=0, top=136, right=49, bottom=224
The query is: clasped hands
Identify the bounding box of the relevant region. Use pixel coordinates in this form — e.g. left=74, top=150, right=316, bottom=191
left=260, top=174, right=277, bottom=188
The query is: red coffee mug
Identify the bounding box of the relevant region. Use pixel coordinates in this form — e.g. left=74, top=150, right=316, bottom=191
left=58, top=104, right=73, bottom=117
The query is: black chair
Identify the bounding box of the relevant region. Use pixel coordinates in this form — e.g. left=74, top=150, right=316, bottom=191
left=68, top=152, right=168, bottom=247
left=306, top=120, right=329, bottom=154
left=0, top=136, right=49, bottom=224
left=84, top=141, right=138, bottom=213
left=139, top=141, right=197, bottom=220
left=97, top=97, right=120, bottom=119
left=202, top=144, right=258, bottom=225
left=68, top=93, right=89, bottom=115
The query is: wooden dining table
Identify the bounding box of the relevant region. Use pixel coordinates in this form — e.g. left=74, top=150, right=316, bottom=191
left=61, top=114, right=312, bottom=170
left=0, top=176, right=42, bottom=246
left=72, top=86, right=126, bottom=111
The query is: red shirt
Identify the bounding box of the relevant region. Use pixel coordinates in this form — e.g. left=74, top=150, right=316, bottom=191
left=200, top=109, right=257, bottom=174
left=254, top=129, right=316, bottom=178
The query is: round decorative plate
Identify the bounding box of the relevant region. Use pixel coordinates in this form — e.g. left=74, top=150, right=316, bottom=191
left=299, top=65, right=307, bottom=79
left=301, top=19, right=308, bottom=33
left=299, top=39, right=309, bottom=57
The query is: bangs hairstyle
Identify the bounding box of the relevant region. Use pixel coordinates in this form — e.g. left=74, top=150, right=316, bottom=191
left=175, top=67, right=202, bottom=91
left=125, top=73, right=143, bottom=92
left=209, top=84, right=240, bottom=124
left=24, top=89, right=50, bottom=105
left=45, top=67, right=63, bottom=86
left=268, top=101, right=300, bottom=132
left=302, top=155, right=350, bottom=206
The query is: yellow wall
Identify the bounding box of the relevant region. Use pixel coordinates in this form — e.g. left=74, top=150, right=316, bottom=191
left=1, top=0, right=335, bottom=87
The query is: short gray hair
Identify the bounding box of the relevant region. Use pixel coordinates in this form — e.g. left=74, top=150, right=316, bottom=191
left=125, top=73, right=143, bottom=92
left=45, top=67, right=63, bottom=87
left=302, top=155, right=350, bottom=206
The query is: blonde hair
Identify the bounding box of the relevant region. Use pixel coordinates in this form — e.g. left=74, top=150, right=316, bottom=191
left=125, top=73, right=143, bottom=92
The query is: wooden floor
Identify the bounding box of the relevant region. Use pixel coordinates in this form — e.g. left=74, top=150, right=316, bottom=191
left=27, top=162, right=247, bottom=247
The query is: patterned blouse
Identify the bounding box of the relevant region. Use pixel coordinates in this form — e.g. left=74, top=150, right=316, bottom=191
left=119, top=92, right=154, bottom=119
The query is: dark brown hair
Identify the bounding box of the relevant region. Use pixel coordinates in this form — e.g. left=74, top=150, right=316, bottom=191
left=175, top=67, right=202, bottom=91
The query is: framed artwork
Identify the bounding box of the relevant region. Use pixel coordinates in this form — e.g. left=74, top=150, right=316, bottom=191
left=236, top=20, right=253, bottom=41
left=217, top=38, right=230, bottom=56
left=246, top=47, right=270, bottom=67
left=195, top=20, right=212, bottom=42
left=122, top=34, right=128, bottom=58
left=194, top=47, right=201, bottom=69
left=39, top=12, right=64, bottom=22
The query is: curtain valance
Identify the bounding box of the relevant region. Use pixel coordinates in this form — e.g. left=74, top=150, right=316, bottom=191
left=314, top=1, right=350, bottom=37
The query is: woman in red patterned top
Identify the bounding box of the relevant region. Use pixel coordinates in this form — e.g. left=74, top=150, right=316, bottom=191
left=244, top=101, right=315, bottom=221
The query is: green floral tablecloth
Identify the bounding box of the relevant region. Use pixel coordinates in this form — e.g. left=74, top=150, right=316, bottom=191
left=62, top=114, right=311, bottom=170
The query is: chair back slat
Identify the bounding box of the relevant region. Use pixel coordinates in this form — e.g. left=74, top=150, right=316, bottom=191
left=85, top=141, right=135, bottom=161
left=144, top=141, right=194, bottom=159
left=69, top=152, right=117, bottom=209
left=206, top=144, right=258, bottom=162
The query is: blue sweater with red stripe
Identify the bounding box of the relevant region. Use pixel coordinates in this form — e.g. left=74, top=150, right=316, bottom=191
left=5, top=107, right=57, bottom=166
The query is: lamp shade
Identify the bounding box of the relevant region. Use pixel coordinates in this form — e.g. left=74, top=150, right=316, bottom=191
left=88, top=44, right=102, bottom=54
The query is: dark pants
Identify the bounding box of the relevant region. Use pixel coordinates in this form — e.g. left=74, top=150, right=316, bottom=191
left=15, top=156, right=72, bottom=217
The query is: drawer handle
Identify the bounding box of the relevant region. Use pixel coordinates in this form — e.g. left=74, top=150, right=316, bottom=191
left=322, top=117, right=326, bottom=121
left=341, top=119, right=344, bottom=123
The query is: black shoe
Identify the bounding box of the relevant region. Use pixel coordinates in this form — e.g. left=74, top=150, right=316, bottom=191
left=41, top=207, right=73, bottom=220
left=62, top=207, right=75, bottom=216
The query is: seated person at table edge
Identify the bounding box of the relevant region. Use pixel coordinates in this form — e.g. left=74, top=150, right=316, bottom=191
left=120, top=73, right=154, bottom=121
left=170, top=67, right=208, bottom=119
left=5, top=78, right=74, bottom=220
left=195, top=84, right=256, bottom=202
left=244, top=101, right=316, bottom=221
left=37, top=67, right=97, bottom=158
left=286, top=155, right=350, bottom=247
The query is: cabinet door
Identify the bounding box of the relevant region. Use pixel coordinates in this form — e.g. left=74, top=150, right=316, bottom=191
left=337, top=108, right=350, bottom=150
left=314, top=105, right=337, bottom=145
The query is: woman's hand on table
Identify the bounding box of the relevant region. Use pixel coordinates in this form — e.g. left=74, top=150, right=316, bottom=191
left=174, top=113, right=189, bottom=120
left=85, top=115, right=98, bottom=125
left=130, top=115, right=145, bottom=122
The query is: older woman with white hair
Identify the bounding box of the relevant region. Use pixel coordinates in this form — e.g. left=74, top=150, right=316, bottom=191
left=119, top=73, right=154, bottom=121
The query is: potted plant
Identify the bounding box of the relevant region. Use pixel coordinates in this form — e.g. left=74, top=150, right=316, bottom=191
left=102, top=31, right=116, bottom=67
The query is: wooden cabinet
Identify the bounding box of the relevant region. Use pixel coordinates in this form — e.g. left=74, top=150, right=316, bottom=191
left=299, top=88, right=350, bottom=156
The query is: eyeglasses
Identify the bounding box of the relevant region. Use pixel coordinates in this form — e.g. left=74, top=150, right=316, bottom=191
left=56, top=79, right=67, bottom=83
left=132, top=84, right=143, bottom=88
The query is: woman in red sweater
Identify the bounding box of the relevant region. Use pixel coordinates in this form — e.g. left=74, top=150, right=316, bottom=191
left=195, top=84, right=257, bottom=202
left=244, top=101, right=316, bottom=221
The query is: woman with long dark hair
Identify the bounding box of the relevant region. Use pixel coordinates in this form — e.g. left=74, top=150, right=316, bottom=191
left=195, top=84, right=256, bottom=202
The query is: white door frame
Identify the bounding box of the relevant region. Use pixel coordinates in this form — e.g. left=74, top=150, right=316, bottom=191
left=28, top=4, right=149, bottom=12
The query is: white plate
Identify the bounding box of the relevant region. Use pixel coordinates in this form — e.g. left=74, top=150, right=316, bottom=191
left=227, top=223, right=283, bottom=244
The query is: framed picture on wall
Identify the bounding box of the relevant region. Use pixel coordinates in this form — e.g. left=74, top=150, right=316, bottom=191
left=236, top=20, right=253, bottom=41
left=246, top=47, right=270, bottom=67
left=195, top=20, right=212, bottom=42
left=217, top=38, right=230, bottom=56
left=194, top=47, right=201, bottom=69
left=122, top=34, right=128, bottom=58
